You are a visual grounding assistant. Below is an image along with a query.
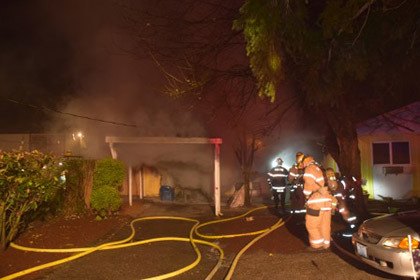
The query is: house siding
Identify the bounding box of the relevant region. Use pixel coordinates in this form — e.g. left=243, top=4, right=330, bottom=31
left=358, top=133, right=419, bottom=198
left=358, top=137, right=374, bottom=198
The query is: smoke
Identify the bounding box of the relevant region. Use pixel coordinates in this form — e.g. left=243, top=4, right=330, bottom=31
left=33, top=1, right=208, bottom=157
left=1, top=0, right=326, bottom=194
left=27, top=0, right=217, bottom=192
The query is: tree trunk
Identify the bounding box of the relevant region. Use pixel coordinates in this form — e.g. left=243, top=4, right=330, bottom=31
left=243, top=169, right=251, bottom=207
left=83, top=160, right=95, bottom=210
left=335, top=127, right=361, bottom=178
left=234, top=133, right=258, bottom=207
left=324, top=104, right=368, bottom=217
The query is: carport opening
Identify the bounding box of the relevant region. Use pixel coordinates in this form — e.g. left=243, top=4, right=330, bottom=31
left=105, top=136, right=223, bottom=216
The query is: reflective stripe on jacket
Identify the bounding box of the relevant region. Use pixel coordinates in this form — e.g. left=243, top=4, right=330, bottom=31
left=288, top=164, right=303, bottom=184
left=267, top=165, right=288, bottom=188
left=303, top=163, right=332, bottom=211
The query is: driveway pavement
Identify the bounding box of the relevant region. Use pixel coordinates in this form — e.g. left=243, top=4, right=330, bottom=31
left=39, top=200, right=401, bottom=280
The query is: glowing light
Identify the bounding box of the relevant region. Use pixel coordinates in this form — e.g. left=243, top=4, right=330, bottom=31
left=72, top=131, right=84, bottom=141
left=271, top=158, right=279, bottom=168
left=270, top=155, right=292, bottom=169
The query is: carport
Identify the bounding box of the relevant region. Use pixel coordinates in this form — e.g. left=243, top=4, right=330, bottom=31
left=105, top=136, right=223, bottom=216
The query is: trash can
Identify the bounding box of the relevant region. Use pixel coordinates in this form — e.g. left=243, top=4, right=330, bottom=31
left=160, top=185, right=174, bottom=201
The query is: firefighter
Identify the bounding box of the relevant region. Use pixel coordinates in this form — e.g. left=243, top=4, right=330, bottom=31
left=337, top=175, right=359, bottom=230
left=325, top=168, right=348, bottom=221
left=288, top=152, right=306, bottom=214
left=302, top=156, right=334, bottom=250
left=267, top=157, right=289, bottom=213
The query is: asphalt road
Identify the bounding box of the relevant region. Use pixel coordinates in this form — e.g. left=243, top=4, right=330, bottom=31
left=36, top=201, right=405, bottom=280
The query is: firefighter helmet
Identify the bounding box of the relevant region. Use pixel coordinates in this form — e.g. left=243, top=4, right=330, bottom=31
left=295, top=152, right=304, bottom=164
left=325, top=168, right=336, bottom=180
left=302, top=155, right=314, bottom=167
left=276, top=157, right=283, bottom=165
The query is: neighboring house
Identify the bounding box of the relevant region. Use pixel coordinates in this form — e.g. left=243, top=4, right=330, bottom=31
left=0, top=133, right=86, bottom=156
left=357, top=101, right=419, bottom=200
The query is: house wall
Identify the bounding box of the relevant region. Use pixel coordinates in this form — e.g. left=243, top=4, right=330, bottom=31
left=323, top=154, right=339, bottom=173
left=358, top=133, right=419, bottom=199
left=0, top=134, right=30, bottom=151
left=0, top=133, right=84, bottom=156
left=322, top=132, right=419, bottom=199
left=358, top=137, right=374, bottom=198
left=411, top=135, right=420, bottom=197
left=120, top=165, right=161, bottom=197
left=141, top=166, right=161, bottom=197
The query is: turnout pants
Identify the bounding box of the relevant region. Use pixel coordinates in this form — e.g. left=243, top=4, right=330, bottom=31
left=305, top=210, right=331, bottom=249
left=291, top=186, right=306, bottom=211
left=272, top=189, right=286, bottom=211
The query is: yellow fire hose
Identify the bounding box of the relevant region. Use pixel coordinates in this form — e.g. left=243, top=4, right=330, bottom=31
left=2, top=206, right=287, bottom=280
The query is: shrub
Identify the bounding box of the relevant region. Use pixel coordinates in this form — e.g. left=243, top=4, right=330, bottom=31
left=90, top=186, right=122, bottom=217
left=91, top=158, right=125, bottom=217
left=0, top=150, right=64, bottom=250
left=93, top=158, right=125, bottom=190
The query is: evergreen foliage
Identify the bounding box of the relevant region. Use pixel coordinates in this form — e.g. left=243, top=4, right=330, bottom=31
left=234, top=0, right=419, bottom=106
left=90, top=186, right=122, bottom=217
left=93, top=158, right=125, bottom=190
left=91, top=158, right=125, bottom=217
left=0, top=150, right=64, bottom=249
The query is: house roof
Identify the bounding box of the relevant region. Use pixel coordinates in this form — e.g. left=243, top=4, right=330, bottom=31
left=357, top=101, right=420, bottom=135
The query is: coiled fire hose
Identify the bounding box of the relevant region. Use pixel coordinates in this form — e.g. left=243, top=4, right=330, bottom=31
left=2, top=206, right=287, bottom=280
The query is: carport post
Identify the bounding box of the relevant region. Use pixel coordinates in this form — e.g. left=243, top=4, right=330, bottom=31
left=214, top=142, right=221, bottom=216
left=138, top=167, right=143, bottom=199
left=109, top=143, right=118, bottom=159
left=128, top=166, right=133, bottom=206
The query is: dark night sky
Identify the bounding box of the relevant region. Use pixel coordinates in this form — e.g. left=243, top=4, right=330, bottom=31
left=0, top=0, right=326, bottom=177
left=0, top=1, right=178, bottom=133
left=0, top=1, right=226, bottom=163
left=0, top=1, right=72, bottom=132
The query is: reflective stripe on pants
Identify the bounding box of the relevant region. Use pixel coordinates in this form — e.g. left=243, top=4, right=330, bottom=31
left=305, top=210, right=331, bottom=249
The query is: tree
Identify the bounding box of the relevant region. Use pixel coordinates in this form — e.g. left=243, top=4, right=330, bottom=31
left=234, top=0, right=419, bottom=213
left=119, top=0, right=297, bottom=206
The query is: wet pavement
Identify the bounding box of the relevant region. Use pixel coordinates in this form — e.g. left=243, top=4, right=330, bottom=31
left=36, top=200, right=405, bottom=280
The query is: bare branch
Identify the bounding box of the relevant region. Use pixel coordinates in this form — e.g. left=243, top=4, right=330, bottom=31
left=351, top=2, right=372, bottom=47
left=338, top=0, right=376, bottom=36
left=382, top=0, right=408, bottom=12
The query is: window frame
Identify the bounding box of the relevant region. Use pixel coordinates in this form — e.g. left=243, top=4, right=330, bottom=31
left=371, top=141, right=411, bottom=165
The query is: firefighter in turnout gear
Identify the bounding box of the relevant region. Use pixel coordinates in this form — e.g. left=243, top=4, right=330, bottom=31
left=267, top=157, right=289, bottom=213
left=288, top=152, right=306, bottom=214
left=325, top=168, right=349, bottom=221
left=302, top=156, right=334, bottom=250
left=337, top=175, right=360, bottom=230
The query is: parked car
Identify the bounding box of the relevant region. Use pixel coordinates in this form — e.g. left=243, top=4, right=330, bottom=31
left=352, top=210, right=420, bottom=278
